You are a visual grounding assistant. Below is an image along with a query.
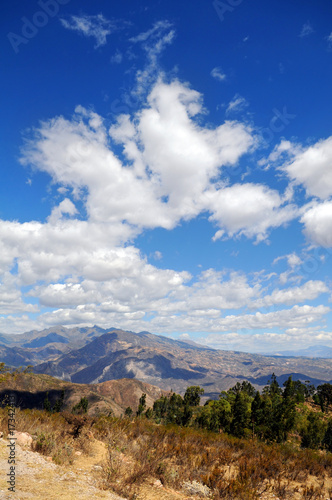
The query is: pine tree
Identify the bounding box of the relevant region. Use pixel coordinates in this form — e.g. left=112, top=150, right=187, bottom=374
left=322, top=419, right=332, bottom=452
left=183, top=386, right=204, bottom=407
left=136, top=393, right=147, bottom=416
left=43, top=392, right=51, bottom=412
left=231, top=392, right=250, bottom=438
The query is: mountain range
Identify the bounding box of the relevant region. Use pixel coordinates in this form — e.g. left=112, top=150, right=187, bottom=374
left=270, top=345, right=332, bottom=358
left=1, top=326, right=332, bottom=399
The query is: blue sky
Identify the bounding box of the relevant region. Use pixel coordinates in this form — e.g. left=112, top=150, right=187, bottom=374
left=1, top=0, right=332, bottom=353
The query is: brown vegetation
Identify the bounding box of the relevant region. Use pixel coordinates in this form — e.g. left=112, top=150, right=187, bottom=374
left=94, top=417, right=332, bottom=499
left=1, top=405, right=332, bottom=498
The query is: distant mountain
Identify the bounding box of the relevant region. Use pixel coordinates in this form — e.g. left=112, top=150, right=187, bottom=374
left=0, top=326, right=112, bottom=366
left=0, top=325, right=109, bottom=350
left=22, top=333, right=69, bottom=348
left=30, top=327, right=332, bottom=399
left=270, top=345, right=332, bottom=358
left=2, top=326, right=332, bottom=399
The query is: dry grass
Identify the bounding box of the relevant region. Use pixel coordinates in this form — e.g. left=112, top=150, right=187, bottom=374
left=1, top=407, right=332, bottom=498
left=93, top=418, right=332, bottom=499
left=0, top=407, right=92, bottom=465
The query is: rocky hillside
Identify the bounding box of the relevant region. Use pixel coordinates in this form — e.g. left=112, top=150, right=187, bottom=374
left=2, top=326, right=332, bottom=399
left=26, top=327, right=332, bottom=399
left=0, top=371, right=168, bottom=416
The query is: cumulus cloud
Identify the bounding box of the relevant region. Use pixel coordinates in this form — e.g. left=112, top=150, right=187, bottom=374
left=253, top=280, right=328, bottom=308
left=207, top=183, right=298, bottom=242
left=199, top=327, right=332, bottom=353
left=301, top=201, right=332, bottom=248
left=60, top=14, right=116, bottom=48
left=266, top=137, right=332, bottom=199
left=0, top=66, right=328, bottom=346
left=22, top=82, right=256, bottom=234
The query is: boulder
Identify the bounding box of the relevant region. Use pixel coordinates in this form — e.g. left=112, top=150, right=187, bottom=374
left=13, top=431, right=33, bottom=447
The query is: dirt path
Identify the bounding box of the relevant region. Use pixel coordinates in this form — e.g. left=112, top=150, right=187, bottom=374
left=0, top=437, right=125, bottom=500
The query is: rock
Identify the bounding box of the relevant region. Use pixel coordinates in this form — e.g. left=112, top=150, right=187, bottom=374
left=46, top=457, right=53, bottom=462
left=75, top=451, right=82, bottom=456
left=92, top=465, right=102, bottom=471
left=153, top=480, right=163, bottom=488
left=13, top=431, right=33, bottom=448
left=182, top=480, right=212, bottom=497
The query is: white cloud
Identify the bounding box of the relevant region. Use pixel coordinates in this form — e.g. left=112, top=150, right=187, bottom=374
left=273, top=252, right=302, bottom=268
left=47, top=198, right=77, bottom=224
left=0, top=71, right=328, bottom=344
left=326, top=32, right=332, bottom=50
left=60, top=14, right=115, bottom=48
left=301, top=201, right=332, bottom=248
left=207, top=183, right=298, bottom=242
left=299, top=22, right=314, bottom=38
left=253, top=280, right=328, bottom=308
left=283, top=137, right=332, bottom=199
left=22, top=81, right=255, bottom=235
left=130, top=20, right=173, bottom=44
left=0, top=273, right=38, bottom=315
left=226, top=94, right=248, bottom=115
left=198, top=328, right=332, bottom=353
left=130, top=21, right=176, bottom=95
left=211, top=67, right=226, bottom=82
left=263, top=137, right=332, bottom=200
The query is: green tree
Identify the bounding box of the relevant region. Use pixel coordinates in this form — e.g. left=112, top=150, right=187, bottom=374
left=263, top=373, right=282, bottom=399
left=124, top=406, right=133, bottom=417
left=137, top=393, right=147, bottom=416
left=184, top=386, right=204, bottom=407
left=228, top=381, right=256, bottom=398
left=181, top=405, right=193, bottom=426
left=322, top=419, right=332, bottom=452
left=53, top=390, right=65, bottom=413
left=317, top=383, right=332, bottom=412
left=231, top=392, right=251, bottom=438
left=145, top=407, right=153, bottom=419
left=72, top=396, right=89, bottom=414
left=153, top=396, right=169, bottom=420
left=197, top=398, right=231, bottom=433
left=166, top=393, right=184, bottom=425
left=300, top=411, right=326, bottom=449
left=251, top=391, right=265, bottom=437
left=43, top=392, right=51, bottom=412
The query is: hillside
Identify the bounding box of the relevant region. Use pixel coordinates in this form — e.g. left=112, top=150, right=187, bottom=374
left=0, top=371, right=168, bottom=416
left=27, top=327, right=332, bottom=399
left=2, top=326, right=332, bottom=399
